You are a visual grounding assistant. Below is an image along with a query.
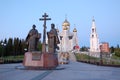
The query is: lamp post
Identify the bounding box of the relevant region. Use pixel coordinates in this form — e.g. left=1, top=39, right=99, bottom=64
left=24, top=48, right=27, bottom=52
left=100, top=45, right=103, bottom=65
left=1, top=42, right=6, bottom=61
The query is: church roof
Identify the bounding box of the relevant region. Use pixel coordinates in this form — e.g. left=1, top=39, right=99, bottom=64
left=73, top=28, right=77, bottom=32
left=92, top=16, right=95, bottom=22
left=62, top=19, right=70, bottom=27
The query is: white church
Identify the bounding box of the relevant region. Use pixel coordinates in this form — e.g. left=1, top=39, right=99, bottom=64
left=57, top=19, right=79, bottom=53
left=56, top=18, right=79, bottom=64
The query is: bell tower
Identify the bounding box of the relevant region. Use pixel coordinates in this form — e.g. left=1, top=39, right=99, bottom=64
left=90, top=17, right=100, bottom=52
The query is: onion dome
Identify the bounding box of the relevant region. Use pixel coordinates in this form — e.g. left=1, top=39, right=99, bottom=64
left=73, top=28, right=77, bottom=32
left=63, top=26, right=68, bottom=30
left=56, top=28, right=59, bottom=33
left=62, top=19, right=70, bottom=27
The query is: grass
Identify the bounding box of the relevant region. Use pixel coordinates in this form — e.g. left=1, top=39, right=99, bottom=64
left=4, top=55, right=24, bottom=60
left=111, top=54, right=120, bottom=60
left=75, top=53, right=99, bottom=62
left=75, top=53, right=120, bottom=65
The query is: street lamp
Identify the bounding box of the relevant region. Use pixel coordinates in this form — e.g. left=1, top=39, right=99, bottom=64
left=1, top=42, right=6, bottom=61
left=99, top=45, right=103, bottom=65
left=24, top=48, right=27, bottom=52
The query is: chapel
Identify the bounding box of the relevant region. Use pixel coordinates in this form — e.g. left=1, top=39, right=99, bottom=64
left=57, top=19, right=79, bottom=52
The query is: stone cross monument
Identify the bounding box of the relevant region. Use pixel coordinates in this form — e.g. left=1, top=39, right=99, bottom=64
left=23, top=13, right=58, bottom=69
left=39, top=13, right=51, bottom=53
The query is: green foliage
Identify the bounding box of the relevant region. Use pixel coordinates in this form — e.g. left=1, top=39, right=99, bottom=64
left=75, top=53, right=98, bottom=61
left=115, top=48, right=120, bottom=57
left=110, top=44, right=120, bottom=57
left=0, top=38, right=27, bottom=57
left=80, top=46, right=89, bottom=51
left=38, top=41, right=42, bottom=51
left=112, top=54, right=120, bottom=60
left=4, top=55, right=24, bottom=61
left=110, top=46, right=114, bottom=53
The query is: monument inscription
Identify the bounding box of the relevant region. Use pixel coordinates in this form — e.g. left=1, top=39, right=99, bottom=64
left=32, top=52, right=41, bottom=60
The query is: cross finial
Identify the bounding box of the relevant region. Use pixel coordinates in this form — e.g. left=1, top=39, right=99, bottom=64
left=92, top=16, right=95, bottom=21
left=65, top=14, right=67, bottom=20
left=74, top=24, right=76, bottom=28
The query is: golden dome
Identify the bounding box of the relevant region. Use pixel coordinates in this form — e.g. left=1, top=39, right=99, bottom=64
left=62, top=19, right=70, bottom=27
left=63, top=26, right=68, bottom=30
left=73, top=28, right=77, bottom=32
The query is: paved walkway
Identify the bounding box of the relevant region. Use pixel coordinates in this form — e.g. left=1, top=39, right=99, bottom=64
left=0, top=62, right=120, bottom=80
left=69, top=52, right=76, bottom=61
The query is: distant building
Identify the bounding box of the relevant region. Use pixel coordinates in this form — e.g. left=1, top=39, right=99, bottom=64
left=90, top=17, right=100, bottom=53
left=89, top=17, right=100, bottom=57
left=100, top=42, right=110, bottom=53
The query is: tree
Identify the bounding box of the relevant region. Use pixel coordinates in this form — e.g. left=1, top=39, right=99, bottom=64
left=110, top=46, right=114, bottom=53
left=115, top=48, right=120, bottom=57
left=13, top=38, right=20, bottom=56
left=0, top=42, right=2, bottom=57
left=80, top=46, right=88, bottom=51
left=117, top=44, right=119, bottom=48
left=7, top=38, right=13, bottom=56
left=114, top=44, right=120, bottom=57
left=38, top=41, right=42, bottom=51
left=19, top=39, right=27, bottom=55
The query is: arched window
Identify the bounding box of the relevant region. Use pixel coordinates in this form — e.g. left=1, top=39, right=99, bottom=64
left=92, top=35, right=94, bottom=38
left=92, top=29, right=94, bottom=33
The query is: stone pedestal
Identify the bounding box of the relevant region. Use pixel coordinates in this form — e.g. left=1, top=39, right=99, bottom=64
left=23, top=52, right=58, bottom=69
left=58, top=52, right=69, bottom=64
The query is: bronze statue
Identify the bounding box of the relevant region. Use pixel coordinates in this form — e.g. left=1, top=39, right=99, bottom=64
left=26, top=25, right=41, bottom=52
left=47, top=23, right=60, bottom=53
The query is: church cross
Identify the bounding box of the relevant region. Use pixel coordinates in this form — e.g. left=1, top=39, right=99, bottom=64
left=39, top=13, right=51, bottom=44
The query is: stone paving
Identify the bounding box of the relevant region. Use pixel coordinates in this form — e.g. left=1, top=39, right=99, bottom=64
left=0, top=62, right=120, bottom=80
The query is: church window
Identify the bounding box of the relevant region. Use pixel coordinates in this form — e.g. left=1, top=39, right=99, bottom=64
left=92, top=29, right=94, bottom=33
left=68, top=36, right=73, bottom=40
left=92, top=35, right=94, bottom=38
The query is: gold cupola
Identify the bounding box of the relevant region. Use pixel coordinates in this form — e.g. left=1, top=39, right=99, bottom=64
left=73, top=27, right=77, bottom=32
left=62, top=19, right=70, bottom=30
left=62, top=19, right=70, bottom=27
left=63, top=26, right=68, bottom=30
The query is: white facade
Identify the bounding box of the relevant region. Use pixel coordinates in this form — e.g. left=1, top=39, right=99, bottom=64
left=57, top=19, right=79, bottom=53
left=90, top=17, right=100, bottom=53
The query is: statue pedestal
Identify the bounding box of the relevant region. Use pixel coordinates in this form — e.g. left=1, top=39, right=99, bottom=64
left=23, top=52, right=58, bottom=69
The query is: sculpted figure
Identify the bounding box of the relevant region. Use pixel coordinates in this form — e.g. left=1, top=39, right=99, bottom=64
left=47, top=23, right=60, bottom=53
left=26, top=25, right=41, bottom=51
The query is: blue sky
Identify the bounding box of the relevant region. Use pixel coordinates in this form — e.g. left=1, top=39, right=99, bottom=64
left=0, top=0, right=120, bottom=47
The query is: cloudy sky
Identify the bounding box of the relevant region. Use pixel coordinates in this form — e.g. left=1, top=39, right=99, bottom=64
left=0, top=0, right=120, bottom=47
